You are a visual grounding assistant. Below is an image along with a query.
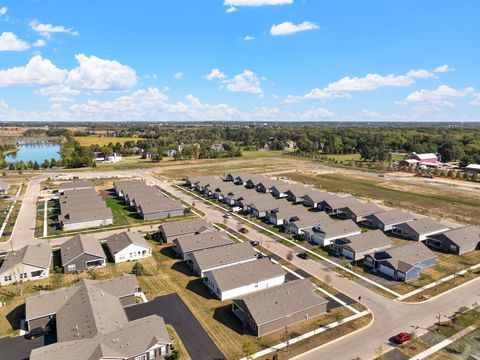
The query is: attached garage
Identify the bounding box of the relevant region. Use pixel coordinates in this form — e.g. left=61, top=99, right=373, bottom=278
left=378, top=263, right=395, bottom=278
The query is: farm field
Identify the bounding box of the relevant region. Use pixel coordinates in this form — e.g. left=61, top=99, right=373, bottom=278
left=74, top=136, right=143, bottom=146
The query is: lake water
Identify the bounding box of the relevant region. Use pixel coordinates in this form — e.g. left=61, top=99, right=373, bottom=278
left=5, top=141, right=61, bottom=163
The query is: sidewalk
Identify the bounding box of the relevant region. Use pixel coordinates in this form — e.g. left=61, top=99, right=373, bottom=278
left=409, top=323, right=480, bottom=360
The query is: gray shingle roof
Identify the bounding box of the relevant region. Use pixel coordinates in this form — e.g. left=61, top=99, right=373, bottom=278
left=58, top=180, right=93, bottom=191
left=394, top=218, right=449, bottom=236
left=159, top=218, right=214, bottom=239
left=234, top=279, right=327, bottom=326
left=30, top=315, right=171, bottom=360
left=105, top=231, right=151, bottom=254
left=58, top=188, right=112, bottom=225
left=340, top=202, right=384, bottom=217
left=366, top=209, right=415, bottom=226
left=288, top=211, right=333, bottom=229
left=173, top=232, right=233, bottom=255
left=322, top=196, right=360, bottom=209
left=60, top=234, right=105, bottom=266
left=205, top=258, right=285, bottom=292
left=26, top=274, right=138, bottom=322
left=337, top=230, right=392, bottom=253
left=311, top=219, right=361, bottom=239
left=190, top=242, right=257, bottom=270
left=249, top=198, right=287, bottom=212
left=431, top=225, right=480, bottom=247
left=382, top=242, right=436, bottom=270
left=0, top=243, right=51, bottom=274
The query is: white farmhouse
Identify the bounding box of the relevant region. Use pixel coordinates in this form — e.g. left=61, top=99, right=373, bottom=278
left=105, top=231, right=152, bottom=263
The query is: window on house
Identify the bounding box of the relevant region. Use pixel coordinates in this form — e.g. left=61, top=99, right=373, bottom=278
left=135, top=354, right=147, bottom=360
left=149, top=349, right=156, bottom=359
left=20, top=273, right=27, bottom=279
left=249, top=318, right=256, bottom=329
left=67, top=264, right=76, bottom=272
left=4, top=275, right=12, bottom=282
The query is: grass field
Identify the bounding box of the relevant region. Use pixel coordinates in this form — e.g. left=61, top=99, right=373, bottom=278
left=327, top=153, right=406, bottom=162
left=74, top=136, right=142, bottom=146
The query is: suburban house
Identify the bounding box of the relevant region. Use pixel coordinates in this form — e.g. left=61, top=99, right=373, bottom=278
left=270, top=183, right=303, bottom=199
left=105, top=231, right=152, bottom=263
left=158, top=218, right=214, bottom=243
left=333, top=230, right=393, bottom=261
left=0, top=243, right=51, bottom=286
left=320, top=196, right=360, bottom=214
left=285, top=211, right=333, bottom=236
left=57, top=180, right=93, bottom=194
left=364, top=242, right=437, bottom=282
left=203, top=258, right=286, bottom=301
left=232, top=279, right=328, bottom=337
left=267, top=205, right=309, bottom=226
left=285, top=186, right=312, bottom=203
left=306, top=219, right=361, bottom=246
left=58, top=188, right=113, bottom=231
left=255, top=180, right=277, bottom=193
left=392, top=218, right=449, bottom=241
left=244, top=174, right=268, bottom=188
left=248, top=198, right=286, bottom=218
left=301, top=191, right=338, bottom=208
left=60, top=234, right=106, bottom=273
left=234, top=192, right=270, bottom=210
left=189, top=242, right=258, bottom=277
left=0, top=180, right=10, bottom=194
left=26, top=275, right=173, bottom=360
left=337, top=202, right=385, bottom=222
left=183, top=175, right=218, bottom=190
left=117, top=180, right=184, bottom=219
left=173, top=232, right=233, bottom=260
left=427, top=225, right=480, bottom=255
left=363, top=210, right=415, bottom=231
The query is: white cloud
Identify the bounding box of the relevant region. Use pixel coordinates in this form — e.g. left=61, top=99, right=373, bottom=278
left=435, top=64, right=454, bottom=72
left=29, top=19, right=79, bottom=38
left=35, top=85, right=81, bottom=96
left=173, top=72, right=184, bottom=80
left=224, top=0, right=293, bottom=6
left=225, top=6, right=237, bottom=13
left=50, top=103, right=62, bottom=110
left=326, top=73, right=413, bottom=92
left=0, top=6, right=7, bottom=16
left=299, top=106, right=335, bottom=120
left=0, top=55, right=66, bottom=87
left=48, top=96, right=74, bottom=102
left=0, top=54, right=136, bottom=93
left=33, top=39, right=47, bottom=47
left=203, top=68, right=226, bottom=81
left=406, top=69, right=436, bottom=79
left=402, top=85, right=475, bottom=107
left=243, top=35, right=255, bottom=41
left=224, top=69, right=263, bottom=94
left=471, top=94, right=480, bottom=107
left=65, top=54, right=137, bottom=91
left=270, top=21, right=319, bottom=36
left=0, top=32, right=30, bottom=51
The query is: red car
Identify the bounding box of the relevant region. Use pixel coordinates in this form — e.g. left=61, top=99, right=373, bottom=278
left=392, top=332, right=410, bottom=344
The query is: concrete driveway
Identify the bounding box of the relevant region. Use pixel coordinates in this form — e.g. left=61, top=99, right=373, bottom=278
left=125, top=293, right=225, bottom=360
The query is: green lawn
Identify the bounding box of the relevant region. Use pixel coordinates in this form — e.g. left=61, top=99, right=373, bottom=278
left=105, top=197, right=143, bottom=226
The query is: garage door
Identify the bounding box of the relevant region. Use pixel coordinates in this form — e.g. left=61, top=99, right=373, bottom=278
left=342, top=249, right=355, bottom=259
left=378, top=264, right=395, bottom=278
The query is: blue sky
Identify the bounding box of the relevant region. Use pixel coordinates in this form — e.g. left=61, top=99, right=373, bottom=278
left=0, top=0, right=479, bottom=122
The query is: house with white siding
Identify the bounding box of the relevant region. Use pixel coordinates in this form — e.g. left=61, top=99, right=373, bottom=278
left=105, top=231, right=152, bottom=263
left=203, top=258, right=286, bottom=301
left=307, top=220, right=361, bottom=246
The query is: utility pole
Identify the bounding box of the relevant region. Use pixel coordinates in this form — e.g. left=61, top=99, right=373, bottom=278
left=436, top=313, right=442, bottom=331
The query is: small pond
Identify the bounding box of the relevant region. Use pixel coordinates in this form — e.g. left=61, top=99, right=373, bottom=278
left=5, top=139, right=61, bottom=163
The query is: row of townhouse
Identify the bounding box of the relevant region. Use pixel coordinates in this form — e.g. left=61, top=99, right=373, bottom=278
left=163, top=217, right=328, bottom=337
left=57, top=183, right=113, bottom=231
left=0, top=231, right=152, bottom=286
left=185, top=173, right=480, bottom=283
left=114, top=179, right=185, bottom=220
left=25, top=274, right=173, bottom=359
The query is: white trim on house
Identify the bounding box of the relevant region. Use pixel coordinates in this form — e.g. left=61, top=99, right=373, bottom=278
left=112, top=243, right=152, bottom=263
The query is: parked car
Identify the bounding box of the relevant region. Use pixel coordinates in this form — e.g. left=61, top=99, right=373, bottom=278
left=27, top=327, right=49, bottom=339
left=250, top=240, right=260, bottom=246
left=391, top=332, right=410, bottom=344
left=239, top=227, right=249, bottom=234
left=297, top=252, right=309, bottom=260
left=223, top=212, right=231, bottom=218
